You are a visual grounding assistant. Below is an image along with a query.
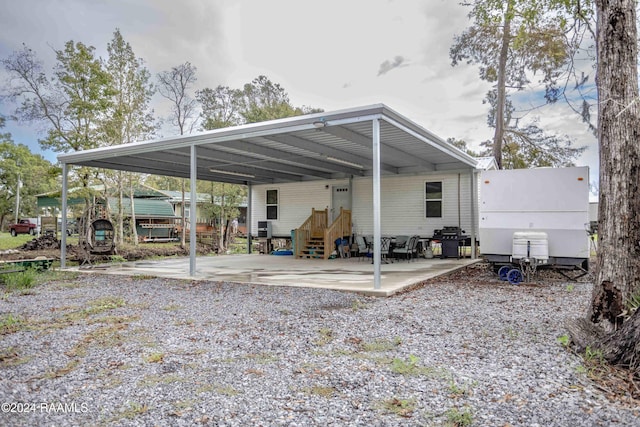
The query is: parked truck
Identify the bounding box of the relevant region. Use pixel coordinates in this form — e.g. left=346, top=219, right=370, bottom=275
left=479, top=166, right=591, bottom=283
left=8, top=219, right=38, bottom=236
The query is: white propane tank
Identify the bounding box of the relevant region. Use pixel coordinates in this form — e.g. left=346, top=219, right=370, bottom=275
left=512, top=231, right=549, bottom=262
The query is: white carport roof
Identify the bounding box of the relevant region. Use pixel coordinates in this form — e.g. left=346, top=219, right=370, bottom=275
left=57, top=104, right=477, bottom=185
left=57, top=104, right=479, bottom=289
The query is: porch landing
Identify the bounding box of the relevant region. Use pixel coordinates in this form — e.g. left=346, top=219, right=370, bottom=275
left=75, top=255, right=480, bottom=296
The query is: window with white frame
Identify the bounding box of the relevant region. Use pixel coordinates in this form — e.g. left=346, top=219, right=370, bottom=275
left=425, top=181, right=442, bottom=218
left=266, top=189, right=278, bottom=220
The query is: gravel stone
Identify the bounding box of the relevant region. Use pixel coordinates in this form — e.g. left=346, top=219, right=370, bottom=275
left=0, top=266, right=638, bottom=426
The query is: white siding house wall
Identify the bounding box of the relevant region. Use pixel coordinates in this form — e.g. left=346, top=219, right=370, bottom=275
left=250, top=180, right=348, bottom=237
left=251, top=172, right=475, bottom=239
left=351, top=172, right=474, bottom=237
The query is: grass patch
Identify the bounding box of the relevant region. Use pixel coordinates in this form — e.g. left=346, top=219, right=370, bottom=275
left=244, top=352, right=279, bottom=364
left=444, top=406, right=474, bottom=427
left=378, top=397, right=416, bottom=417
left=0, top=313, right=25, bottom=335
left=0, top=347, right=32, bottom=367
left=390, top=355, right=445, bottom=377
left=43, top=359, right=81, bottom=379
left=0, top=232, right=33, bottom=250
left=448, top=378, right=475, bottom=398
left=144, top=352, right=165, bottom=363
left=361, top=337, right=402, bottom=352
left=1, top=268, right=39, bottom=291
left=351, top=298, right=368, bottom=311
left=314, top=328, right=334, bottom=346
left=108, top=255, right=127, bottom=263
left=87, top=296, right=126, bottom=314
left=207, top=384, right=241, bottom=396
left=303, top=385, right=337, bottom=398
left=119, top=402, right=149, bottom=420
left=139, top=374, right=185, bottom=387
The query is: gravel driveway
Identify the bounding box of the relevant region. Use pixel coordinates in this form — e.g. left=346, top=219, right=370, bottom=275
left=1, top=264, right=638, bottom=426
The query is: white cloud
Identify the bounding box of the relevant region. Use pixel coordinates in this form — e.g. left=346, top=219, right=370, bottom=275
left=0, top=0, right=598, bottom=184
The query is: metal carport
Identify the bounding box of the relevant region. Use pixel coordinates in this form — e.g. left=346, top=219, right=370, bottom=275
left=57, top=104, right=478, bottom=290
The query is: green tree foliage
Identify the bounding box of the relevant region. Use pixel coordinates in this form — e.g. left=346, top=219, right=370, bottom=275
left=197, top=75, right=322, bottom=130
left=2, top=42, right=113, bottom=154
left=196, top=85, right=243, bottom=129
left=0, top=124, right=58, bottom=229
left=103, top=29, right=156, bottom=245
left=446, top=137, right=480, bottom=157
left=103, top=29, right=156, bottom=146
left=450, top=0, right=593, bottom=168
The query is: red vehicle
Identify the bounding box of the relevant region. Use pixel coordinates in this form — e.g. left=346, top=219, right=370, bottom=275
left=9, top=219, right=37, bottom=236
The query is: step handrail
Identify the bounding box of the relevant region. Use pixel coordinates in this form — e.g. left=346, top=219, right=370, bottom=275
left=324, top=208, right=352, bottom=259
left=294, top=208, right=328, bottom=258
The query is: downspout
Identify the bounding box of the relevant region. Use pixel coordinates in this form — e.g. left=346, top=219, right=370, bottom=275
left=457, top=173, right=461, bottom=229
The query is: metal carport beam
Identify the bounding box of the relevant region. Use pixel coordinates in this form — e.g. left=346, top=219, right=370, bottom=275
left=322, top=125, right=428, bottom=172
left=205, top=140, right=362, bottom=177
left=263, top=134, right=389, bottom=174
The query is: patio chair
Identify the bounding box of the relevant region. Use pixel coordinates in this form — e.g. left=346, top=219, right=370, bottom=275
left=408, top=235, right=421, bottom=261
left=355, top=235, right=370, bottom=261
left=379, top=236, right=392, bottom=263
left=394, top=235, right=409, bottom=249
left=393, top=235, right=418, bottom=262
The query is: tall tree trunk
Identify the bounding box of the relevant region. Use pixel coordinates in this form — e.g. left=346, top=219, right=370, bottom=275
left=129, top=174, right=138, bottom=246
left=569, top=0, right=640, bottom=374
left=592, top=0, right=640, bottom=326
left=493, top=2, right=512, bottom=170
left=118, top=171, right=124, bottom=245
left=219, top=184, right=226, bottom=253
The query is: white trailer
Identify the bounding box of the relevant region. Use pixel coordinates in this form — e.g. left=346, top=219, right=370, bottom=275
left=479, top=167, right=591, bottom=282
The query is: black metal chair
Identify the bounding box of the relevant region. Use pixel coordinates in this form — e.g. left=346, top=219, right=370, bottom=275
left=355, top=235, right=370, bottom=261
left=378, top=236, right=392, bottom=264
left=393, top=235, right=417, bottom=261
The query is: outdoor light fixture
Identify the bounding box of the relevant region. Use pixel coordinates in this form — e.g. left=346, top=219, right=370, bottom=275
left=326, top=156, right=364, bottom=169
left=313, top=119, right=327, bottom=128
left=209, top=169, right=255, bottom=178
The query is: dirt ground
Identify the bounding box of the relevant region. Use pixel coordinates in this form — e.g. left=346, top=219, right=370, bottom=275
left=0, top=234, right=216, bottom=264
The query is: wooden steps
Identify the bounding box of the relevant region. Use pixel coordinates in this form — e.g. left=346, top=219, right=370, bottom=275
left=299, top=237, right=325, bottom=259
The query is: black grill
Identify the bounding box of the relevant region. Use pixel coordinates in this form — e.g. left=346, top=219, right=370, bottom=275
left=439, top=226, right=467, bottom=259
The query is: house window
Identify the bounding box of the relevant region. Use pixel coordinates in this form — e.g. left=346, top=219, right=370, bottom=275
left=425, top=181, right=442, bottom=218
left=266, top=189, right=278, bottom=220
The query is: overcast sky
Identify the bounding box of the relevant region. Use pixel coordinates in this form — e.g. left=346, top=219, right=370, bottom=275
left=0, top=0, right=598, bottom=189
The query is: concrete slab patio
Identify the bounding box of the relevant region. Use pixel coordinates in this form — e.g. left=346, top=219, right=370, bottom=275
left=75, top=254, right=480, bottom=296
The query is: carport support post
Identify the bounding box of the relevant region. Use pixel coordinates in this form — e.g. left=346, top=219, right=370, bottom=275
left=470, top=170, right=477, bottom=259
left=247, top=183, right=252, bottom=254
left=372, top=118, right=382, bottom=289
left=60, top=163, right=68, bottom=268
left=190, top=145, right=197, bottom=276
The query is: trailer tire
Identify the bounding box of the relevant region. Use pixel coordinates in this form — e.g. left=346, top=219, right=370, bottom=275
left=498, top=265, right=511, bottom=281
left=507, top=268, right=523, bottom=285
